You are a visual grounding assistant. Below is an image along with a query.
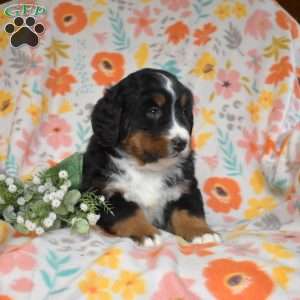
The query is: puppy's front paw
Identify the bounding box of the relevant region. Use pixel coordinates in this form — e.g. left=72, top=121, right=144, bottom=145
left=142, top=233, right=162, bottom=247
left=192, top=232, right=222, bottom=244
left=170, top=209, right=221, bottom=243
left=110, top=209, right=160, bottom=245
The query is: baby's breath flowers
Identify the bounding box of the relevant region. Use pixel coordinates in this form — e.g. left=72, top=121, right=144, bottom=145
left=0, top=153, right=113, bottom=235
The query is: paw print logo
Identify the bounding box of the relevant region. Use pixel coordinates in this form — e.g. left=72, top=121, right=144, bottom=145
left=4, top=16, right=45, bottom=48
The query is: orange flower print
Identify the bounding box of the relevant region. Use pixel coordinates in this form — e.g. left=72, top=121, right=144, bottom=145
left=0, top=296, right=13, bottom=300
left=265, top=56, right=293, bottom=86
left=203, top=177, right=242, bottom=213
left=46, top=67, right=77, bottom=96
left=165, top=21, right=189, bottom=45
left=276, top=10, right=299, bottom=39
left=91, top=52, right=125, bottom=86
left=54, top=2, right=87, bottom=35
left=203, top=258, right=274, bottom=300
left=180, top=243, right=216, bottom=256
left=128, top=7, right=155, bottom=37
left=193, top=23, right=217, bottom=46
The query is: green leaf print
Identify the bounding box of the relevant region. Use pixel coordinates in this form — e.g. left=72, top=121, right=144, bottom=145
left=217, top=128, right=243, bottom=176
left=108, top=9, right=130, bottom=50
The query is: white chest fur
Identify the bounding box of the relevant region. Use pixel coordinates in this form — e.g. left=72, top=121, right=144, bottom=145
left=105, top=155, right=184, bottom=225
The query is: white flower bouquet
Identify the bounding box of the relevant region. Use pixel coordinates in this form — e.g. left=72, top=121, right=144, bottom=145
left=0, top=153, right=113, bottom=235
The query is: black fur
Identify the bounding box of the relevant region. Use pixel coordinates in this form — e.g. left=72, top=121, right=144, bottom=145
left=81, top=68, right=207, bottom=240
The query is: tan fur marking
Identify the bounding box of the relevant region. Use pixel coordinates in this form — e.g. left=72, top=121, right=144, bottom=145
left=170, top=209, right=214, bottom=242
left=122, top=131, right=169, bottom=164
left=110, top=209, right=159, bottom=242
left=180, top=94, right=188, bottom=106
left=153, top=94, right=166, bottom=106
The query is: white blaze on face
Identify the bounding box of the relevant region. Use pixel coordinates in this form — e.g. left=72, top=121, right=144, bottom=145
left=158, top=73, right=190, bottom=148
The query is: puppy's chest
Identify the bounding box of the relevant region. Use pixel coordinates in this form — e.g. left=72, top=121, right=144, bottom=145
left=107, top=158, right=183, bottom=224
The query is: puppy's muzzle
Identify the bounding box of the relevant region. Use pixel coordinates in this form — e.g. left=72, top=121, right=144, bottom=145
left=171, top=137, right=187, bottom=153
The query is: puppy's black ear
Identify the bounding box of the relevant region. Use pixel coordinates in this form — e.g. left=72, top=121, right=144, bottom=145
left=185, top=88, right=194, bottom=134
left=91, top=86, right=122, bottom=147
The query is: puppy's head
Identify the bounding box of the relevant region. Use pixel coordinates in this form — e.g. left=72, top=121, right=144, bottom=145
left=91, top=68, right=194, bottom=165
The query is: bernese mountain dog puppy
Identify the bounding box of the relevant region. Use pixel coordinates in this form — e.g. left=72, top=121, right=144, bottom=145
left=81, top=68, right=220, bottom=246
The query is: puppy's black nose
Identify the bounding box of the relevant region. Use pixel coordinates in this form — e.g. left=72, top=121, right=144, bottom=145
left=171, top=137, right=187, bottom=153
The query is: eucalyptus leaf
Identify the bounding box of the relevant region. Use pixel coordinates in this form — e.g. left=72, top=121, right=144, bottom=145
left=15, top=223, right=29, bottom=233
left=3, top=206, right=16, bottom=223
left=45, top=153, right=83, bottom=189
left=51, top=219, right=62, bottom=230
left=53, top=204, right=68, bottom=216
left=64, top=190, right=81, bottom=205
left=64, top=190, right=81, bottom=212
left=24, top=191, right=34, bottom=202
left=73, top=218, right=89, bottom=234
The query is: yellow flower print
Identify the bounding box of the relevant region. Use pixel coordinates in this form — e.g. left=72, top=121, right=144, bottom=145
left=232, top=1, right=247, bottom=19
left=41, top=95, right=49, bottom=113
left=259, top=90, right=273, bottom=109
left=59, top=99, right=73, bottom=113
left=214, top=2, right=231, bottom=20
left=192, top=132, right=213, bottom=150
left=112, top=270, right=145, bottom=300
left=79, top=270, right=112, bottom=300
left=250, top=169, right=266, bottom=194
left=278, top=82, right=288, bottom=96
left=0, top=135, right=7, bottom=162
left=0, top=220, right=11, bottom=244
left=244, top=196, right=277, bottom=220
left=263, top=243, right=294, bottom=259
left=201, top=108, right=216, bottom=125
left=0, top=90, right=14, bottom=117
left=0, top=32, right=9, bottom=50
left=134, top=43, right=149, bottom=68
left=89, top=10, right=104, bottom=25
left=0, top=14, right=9, bottom=26
left=191, top=52, right=216, bottom=80
left=96, top=247, right=122, bottom=269
left=264, top=37, right=290, bottom=61
left=95, top=0, right=107, bottom=5
left=26, top=103, right=42, bottom=125
left=247, top=101, right=260, bottom=123
left=272, top=266, right=295, bottom=289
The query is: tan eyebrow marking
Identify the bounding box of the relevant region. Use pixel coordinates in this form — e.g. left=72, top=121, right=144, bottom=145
left=153, top=94, right=166, bottom=106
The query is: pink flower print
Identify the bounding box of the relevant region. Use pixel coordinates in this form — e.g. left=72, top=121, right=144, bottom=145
left=130, top=242, right=176, bottom=269
left=26, top=52, right=44, bottom=76
left=152, top=272, right=200, bottom=300
left=201, top=155, right=218, bottom=170
left=16, top=129, right=39, bottom=166
left=94, top=32, right=108, bottom=44
left=246, top=49, right=262, bottom=73
left=161, top=0, right=190, bottom=11
left=215, top=69, right=241, bottom=99
left=237, top=128, right=262, bottom=164
left=40, top=114, right=72, bottom=149
left=245, top=10, right=272, bottom=40
left=0, top=243, right=37, bottom=274
left=128, top=7, right=155, bottom=37
left=10, top=278, right=34, bottom=292
left=271, top=232, right=300, bottom=244
left=268, top=99, right=285, bottom=123
left=225, top=242, right=259, bottom=256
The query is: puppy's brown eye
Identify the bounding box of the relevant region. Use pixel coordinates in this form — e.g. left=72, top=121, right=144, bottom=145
left=146, top=106, right=162, bottom=119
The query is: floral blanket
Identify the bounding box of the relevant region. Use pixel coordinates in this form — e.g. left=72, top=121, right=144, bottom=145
left=1, top=0, right=300, bottom=299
